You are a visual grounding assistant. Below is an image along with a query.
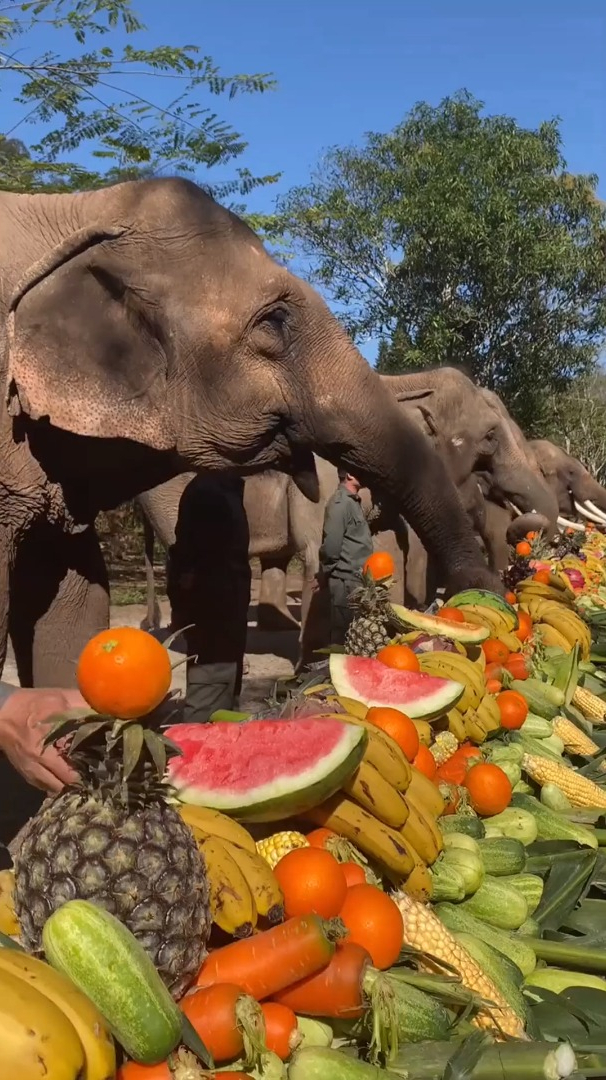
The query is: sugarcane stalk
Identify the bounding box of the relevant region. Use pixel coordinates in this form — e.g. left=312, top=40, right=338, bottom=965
left=387, top=1040, right=577, bottom=1079
left=524, top=936, right=606, bottom=972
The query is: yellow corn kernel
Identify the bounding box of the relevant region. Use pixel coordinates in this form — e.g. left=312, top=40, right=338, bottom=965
left=523, top=754, right=606, bottom=808
left=430, top=731, right=459, bottom=766
left=256, top=831, right=309, bottom=869
left=392, top=891, right=527, bottom=1039
left=552, top=716, right=600, bottom=757
left=572, top=687, right=606, bottom=723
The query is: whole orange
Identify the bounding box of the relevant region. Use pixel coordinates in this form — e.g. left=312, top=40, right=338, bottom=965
left=436, top=606, right=465, bottom=623
left=514, top=610, right=533, bottom=642
left=412, top=743, right=437, bottom=780
left=496, top=689, right=528, bottom=730
left=482, top=639, right=510, bottom=665
left=465, top=763, right=512, bottom=816
left=505, top=655, right=529, bottom=681
left=532, top=569, right=552, bottom=584
left=515, top=541, right=532, bottom=557
left=505, top=591, right=518, bottom=605
left=76, top=627, right=172, bottom=719
left=338, top=884, right=403, bottom=969
left=366, top=706, right=420, bottom=761
left=274, top=847, right=347, bottom=918
left=375, top=644, right=420, bottom=673
left=306, top=827, right=337, bottom=848
left=363, top=551, right=395, bottom=580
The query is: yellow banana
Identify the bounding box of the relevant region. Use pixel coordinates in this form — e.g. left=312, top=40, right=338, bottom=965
left=0, top=948, right=115, bottom=1080
left=335, top=712, right=412, bottom=792
left=402, top=860, right=433, bottom=901
left=534, top=622, right=573, bottom=652
left=401, top=792, right=443, bottom=865
left=412, top=719, right=433, bottom=746
left=334, top=695, right=368, bottom=719
left=516, top=584, right=575, bottom=608
left=540, top=609, right=591, bottom=657
left=494, top=630, right=522, bottom=653
left=406, top=766, right=446, bottom=818
left=0, top=966, right=85, bottom=1079
left=178, top=804, right=257, bottom=853
left=0, top=869, right=19, bottom=935
left=306, top=794, right=415, bottom=879
left=447, top=707, right=468, bottom=742
left=417, top=653, right=483, bottom=710
left=219, top=839, right=284, bottom=924
left=463, top=709, right=490, bottom=744
left=459, top=603, right=514, bottom=633
left=201, top=837, right=257, bottom=937
left=476, top=693, right=502, bottom=732
left=343, top=760, right=409, bottom=829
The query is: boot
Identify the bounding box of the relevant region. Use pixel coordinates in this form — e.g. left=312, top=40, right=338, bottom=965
left=181, top=662, right=239, bottom=724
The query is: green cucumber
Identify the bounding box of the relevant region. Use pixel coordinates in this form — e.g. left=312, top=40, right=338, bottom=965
left=498, top=873, right=544, bottom=915
left=510, top=680, right=561, bottom=721
left=435, top=903, right=537, bottom=977
left=454, top=933, right=527, bottom=1021
left=429, top=860, right=465, bottom=902
left=477, top=837, right=527, bottom=876
left=457, top=875, right=528, bottom=930
left=515, top=916, right=540, bottom=938
left=520, top=714, right=553, bottom=740
left=482, top=807, right=538, bottom=846
left=42, top=899, right=183, bottom=1064
left=511, top=792, right=598, bottom=849
left=438, top=813, right=485, bottom=839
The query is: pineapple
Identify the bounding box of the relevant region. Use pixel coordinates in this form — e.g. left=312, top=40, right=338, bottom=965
left=12, top=710, right=210, bottom=1000
left=344, top=570, right=398, bottom=656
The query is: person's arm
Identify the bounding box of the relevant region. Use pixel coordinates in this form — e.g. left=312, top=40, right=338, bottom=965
left=319, top=497, right=348, bottom=578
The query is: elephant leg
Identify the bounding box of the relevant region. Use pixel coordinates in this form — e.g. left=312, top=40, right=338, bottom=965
left=297, top=543, right=330, bottom=672
left=257, top=556, right=298, bottom=631
left=10, top=525, right=110, bottom=688
left=141, top=514, right=162, bottom=631
left=404, top=530, right=429, bottom=608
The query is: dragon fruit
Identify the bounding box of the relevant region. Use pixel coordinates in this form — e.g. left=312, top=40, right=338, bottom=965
left=561, top=567, right=586, bottom=591
left=409, top=633, right=460, bottom=654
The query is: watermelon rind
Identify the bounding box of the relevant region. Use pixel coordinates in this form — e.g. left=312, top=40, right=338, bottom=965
left=446, top=589, right=519, bottom=630
left=168, top=720, right=367, bottom=823
left=390, top=603, right=489, bottom=644
left=329, top=653, right=464, bottom=719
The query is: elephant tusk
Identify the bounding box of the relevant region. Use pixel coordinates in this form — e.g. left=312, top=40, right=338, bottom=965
left=507, top=500, right=523, bottom=517
left=585, top=499, right=606, bottom=525
left=557, top=515, right=585, bottom=532
left=574, top=500, right=605, bottom=525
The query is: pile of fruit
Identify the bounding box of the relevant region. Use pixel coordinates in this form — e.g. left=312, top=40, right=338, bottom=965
left=8, top=534, right=606, bottom=1078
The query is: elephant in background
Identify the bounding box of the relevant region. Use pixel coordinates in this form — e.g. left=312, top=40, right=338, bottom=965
left=1, top=177, right=500, bottom=689
left=530, top=440, right=606, bottom=530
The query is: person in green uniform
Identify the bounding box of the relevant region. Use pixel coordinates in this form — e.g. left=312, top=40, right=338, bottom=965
left=317, top=467, right=373, bottom=644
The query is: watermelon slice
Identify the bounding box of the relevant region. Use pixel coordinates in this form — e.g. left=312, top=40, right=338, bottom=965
left=165, top=717, right=366, bottom=822
left=329, top=653, right=463, bottom=719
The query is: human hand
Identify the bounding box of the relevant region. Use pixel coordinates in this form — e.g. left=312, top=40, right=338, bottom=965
left=0, top=688, right=84, bottom=793
left=311, top=570, right=327, bottom=593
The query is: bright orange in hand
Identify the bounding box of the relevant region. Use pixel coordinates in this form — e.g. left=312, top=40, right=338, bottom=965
left=76, top=627, right=172, bottom=719
left=338, top=884, right=403, bottom=970
left=375, top=644, right=420, bottom=672
left=274, top=847, right=347, bottom=918
left=366, top=706, right=420, bottom=761
left=465, top=762, right=512, bottom=816
left=363, top=551, right=395, bottom=580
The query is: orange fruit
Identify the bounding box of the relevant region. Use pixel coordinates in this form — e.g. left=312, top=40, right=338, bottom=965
left=437, top=606, right=465, bottom=623
left=306, top=827, right=337, bottom=848
left=375, top=644, right=420, bottom=673
left=261, top=1002, right=298, bottom=1061
left=76, top=627, right=172, bottom=719
left=341, top=862, right=367, bottom=887
left=413, top=743, right=437, bottom=780
left=118, top=1066, right=172, bottom=1080
left=514, top=610, right=533, bottom=642
left=496, top=689, right=528, bottom=730
left=526, top=531, right=539, bottom=541
left=485, top=677, right=502, bottom=695
left=515, top=541, right=532, bottom=557
left=366, top=706, right=420, bottom=761
left=533, top=569, right=552, bottom=584
left=338, top=884, right=403, bottom=970
left=457, top=744, right=483, bottom=762
left=505, top=591, right=518, bottom=605
left=363, top=551, right=395, bottom=580
left=465, top=763, right=512, bottom=816
left=505, top=654, right=529, bottom=681
left=482, top=639, right=510, bottom=664
left=274, top=847, right=347, bottom=918
left=485, top=661, right=504, bottom=681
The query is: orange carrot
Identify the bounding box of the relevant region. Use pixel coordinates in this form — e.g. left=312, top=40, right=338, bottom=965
left=195, top=915, right=341, bottom=1000
left=181, top=983, right=263, bottom=1063
left=271, top=942, right=371, bottom=1019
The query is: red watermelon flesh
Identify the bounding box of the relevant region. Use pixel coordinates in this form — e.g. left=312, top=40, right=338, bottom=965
left=165, top=717, right=366, bottom=822
left=329, top=653, right=463, bottom=719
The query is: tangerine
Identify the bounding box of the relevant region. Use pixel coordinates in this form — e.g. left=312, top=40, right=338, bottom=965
left=274, top=847, right=347, bottom=918
left=532, top=569, right=552, bottom=584
left=505, top=591, right=518, bottom=605
left=526, top=531, right=539, bottom=541
left=366, top=706, right=420, bottom=761
left=363, top=551, right=395, bottom=580
left=496, top=689, right=528, bottom=730
left=76, top=627, right=172, bottom=719
left=412, top=743, right=437, bottom=779
left=505, top=654, right=529, bottom=681
left=515, top=541, right=532, bottom=557
left=338, top=884, right=403, bottom=969
left=306, top=827, right=337, bottom=848
left=375, top=644, right=420, bottom=673
left=482, top=639, right=510, bottom=664
left=437, top=606, right=466, bottom=623
left=261, top=1002, right=298, bottom=1061
left=514, top=609, right=533, bottom=642
left=465, top=762, right=512, bottom=816
left=341, top=862, right=367, bottom=887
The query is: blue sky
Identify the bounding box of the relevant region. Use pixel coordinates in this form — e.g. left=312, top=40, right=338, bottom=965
left=3, top=0, right=605, bottom=360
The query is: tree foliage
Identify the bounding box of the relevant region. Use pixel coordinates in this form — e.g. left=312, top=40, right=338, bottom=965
left=278, top=92, right=606, bottom=430
left=547, top=374, right=606, bottom=483
left=0, top=0, right=280, bottom=204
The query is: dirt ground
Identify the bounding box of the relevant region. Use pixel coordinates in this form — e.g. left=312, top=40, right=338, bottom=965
left=2, top=575, right=305, bottom=715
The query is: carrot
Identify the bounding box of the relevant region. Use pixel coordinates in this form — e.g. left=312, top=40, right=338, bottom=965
left=271, top=942, right=371, bottom=1019
left=181, top=983, right=265, bottom=1064
left=195, top=915, right=342, bottom=1001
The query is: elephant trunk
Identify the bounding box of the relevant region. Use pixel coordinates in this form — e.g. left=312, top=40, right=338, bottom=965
left=496, top=471, right=559, bottom=541
left=506, top=513, right=552, bottom=545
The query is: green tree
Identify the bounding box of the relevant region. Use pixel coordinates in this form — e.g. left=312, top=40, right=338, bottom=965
left=278, top=91, right=606, bottom=431
left=0, top=0, right=280, bottom=205
left=547, top=374, right=606, bottom=483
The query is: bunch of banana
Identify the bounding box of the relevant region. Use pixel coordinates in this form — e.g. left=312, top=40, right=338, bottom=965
left=462, top=695, right=503, bottom=743
left=331, top=706, right=413, bottom=793
left=447, top=706, right=467, bottom=742
left=178, top=805, right=284, bottom=935
left=0, top=946, right=115, bottom=1080
left=456, top=601, right=521, bottom=652
left=417, top=651, right=485, bottom=712
left=516, top=596, right=591, bottom=659
left=515, top=577, right=576, bottom=609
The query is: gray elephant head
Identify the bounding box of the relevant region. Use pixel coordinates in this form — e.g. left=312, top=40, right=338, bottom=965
left=530, top=440, right=606, bottom=528
left=4, top=178, right=499, bottom=596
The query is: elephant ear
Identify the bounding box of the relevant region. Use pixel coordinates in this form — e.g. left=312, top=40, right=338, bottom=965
left=6, top=227, right=174, bottom=450
left=394, top=387, right=438, bottom=439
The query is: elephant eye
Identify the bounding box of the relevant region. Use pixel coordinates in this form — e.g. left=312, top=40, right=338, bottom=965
left=253, top=304, right=291, bottom=351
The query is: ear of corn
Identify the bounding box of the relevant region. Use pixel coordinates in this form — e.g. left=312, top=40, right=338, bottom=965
left=392, top=891, right=527, bottom=1039
left=256, top=831, right=309, bottom=869
left=572, top=687, right=606, bottom=723
left=522, top=754, right=606, bottom=808
left=430, top=731, right=459, bottom=765
left=552, top=716, right=600, bottom=756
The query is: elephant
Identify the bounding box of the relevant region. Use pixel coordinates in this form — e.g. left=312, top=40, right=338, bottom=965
left=530, top=440, right=606, bottom=530
left=0, top=177, right=500, bottom=690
